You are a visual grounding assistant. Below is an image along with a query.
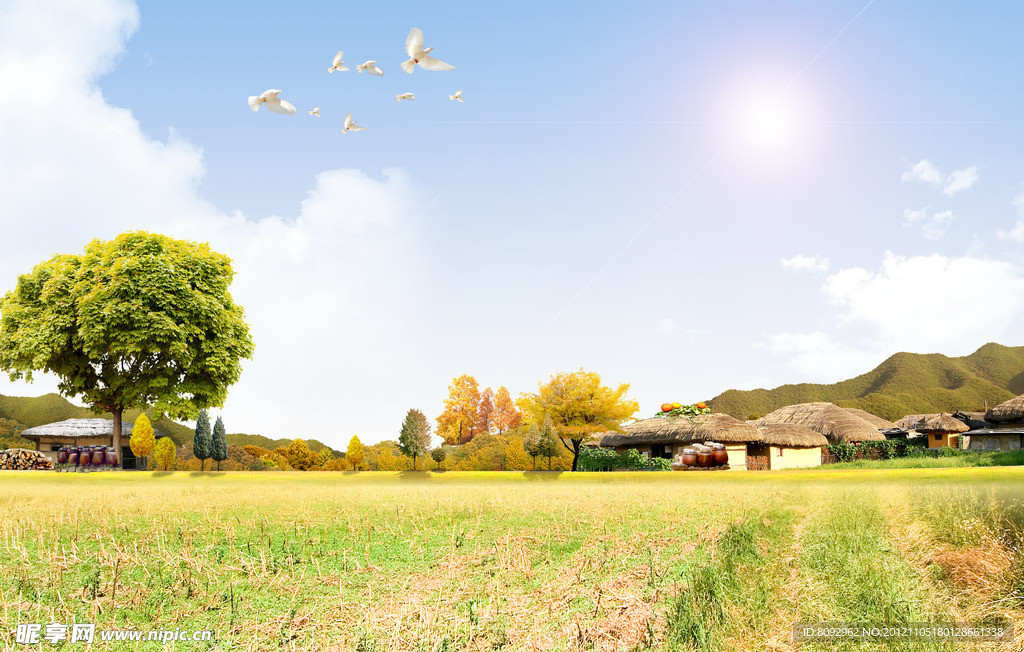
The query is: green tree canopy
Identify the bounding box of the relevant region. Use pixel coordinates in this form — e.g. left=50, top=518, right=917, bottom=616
left=430, top=447, right=446, bottom=470
left=211, top=415, right=228, bottom=471
left=398, top=409, right=431, bottom=470
left=0, top=232, right=254, bottom=460
left=516, top=369, right=638, bottom=471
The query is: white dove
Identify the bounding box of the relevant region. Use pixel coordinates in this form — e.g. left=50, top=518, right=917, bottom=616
left=401, top=28, right=455, bottom=73
left=342, top=113, right=367, bottom=134
left=395, top=92, right=415, bottom=102
left=355, top=60, right=384, bottom=76
left=449, top=90, right=463, bottom=102
left=309, top=107, right=320, bottom=117
left=327, top=51, right=348, bottom=73
left=247, top=89, right=297, bottom=115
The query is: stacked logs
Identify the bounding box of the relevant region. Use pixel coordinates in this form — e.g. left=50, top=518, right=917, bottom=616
left=0, top=448, right=54, bottom=470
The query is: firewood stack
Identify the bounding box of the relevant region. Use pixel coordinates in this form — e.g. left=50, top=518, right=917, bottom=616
left=0, top=449, right=54, bottom=470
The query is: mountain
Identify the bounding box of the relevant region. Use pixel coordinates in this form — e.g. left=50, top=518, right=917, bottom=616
left=0, top=392, right=340, bottom=454
left=708, top=343, right=1024, bottom=421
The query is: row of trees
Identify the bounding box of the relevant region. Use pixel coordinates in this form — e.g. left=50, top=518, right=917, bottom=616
left=435, top=377, right=523, bottom=445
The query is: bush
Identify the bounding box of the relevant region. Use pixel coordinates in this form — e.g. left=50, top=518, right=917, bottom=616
left=578, top=446, right=672, bottom=472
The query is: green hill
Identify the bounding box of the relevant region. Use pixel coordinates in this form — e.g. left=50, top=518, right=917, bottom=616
left=708, top=342, right=1024, bottom=421
left=0, top=393, right=341, bottom=454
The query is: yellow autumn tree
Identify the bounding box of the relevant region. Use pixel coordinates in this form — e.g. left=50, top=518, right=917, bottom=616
left=517, top=369, right=638, bottom=471
left=492, top=386, right=522, bottom=433
left=436, top=374, right=481, bottom=444
left=153, top=436, right=176, bottom=471
left=129, top=413, right=156, bottom=468
left=346, top=436, right=365, bottom=471
left=477, top=388, right=496, bottom=436
left=502, top=437, right=532, bottom=471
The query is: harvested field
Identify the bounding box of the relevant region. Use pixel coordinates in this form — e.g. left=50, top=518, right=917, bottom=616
left=0, top=468, right=1021, bottom=650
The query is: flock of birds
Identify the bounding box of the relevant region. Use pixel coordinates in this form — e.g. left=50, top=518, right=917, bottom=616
left=247, top=28, right=463, bottom=134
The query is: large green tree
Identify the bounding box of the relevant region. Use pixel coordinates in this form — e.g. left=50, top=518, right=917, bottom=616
left=517, top=369, right=638, bottom=471
left=398, top=409, right=431, bottom=470
left=0, top=232, right=254, bottom=462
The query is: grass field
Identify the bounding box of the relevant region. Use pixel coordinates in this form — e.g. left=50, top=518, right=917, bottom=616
left=1, top=469, right=1022, bottom=651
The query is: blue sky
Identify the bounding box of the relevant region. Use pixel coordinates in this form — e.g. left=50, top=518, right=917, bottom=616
left=2, top=0, right=1024, bottom=445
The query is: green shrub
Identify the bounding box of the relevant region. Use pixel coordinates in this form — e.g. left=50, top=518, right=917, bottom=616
left=577, top=446, right=672, bottom=471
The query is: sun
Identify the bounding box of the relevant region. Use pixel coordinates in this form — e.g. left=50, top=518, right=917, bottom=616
left=737, top=93, right=803, bottom=150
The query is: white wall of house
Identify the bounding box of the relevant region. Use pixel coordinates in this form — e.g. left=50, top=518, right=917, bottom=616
left=769, top=446, right=821, bottom=470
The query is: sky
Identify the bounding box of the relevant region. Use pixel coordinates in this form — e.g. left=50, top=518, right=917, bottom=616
left=1, top=0, right=1024, bottom=447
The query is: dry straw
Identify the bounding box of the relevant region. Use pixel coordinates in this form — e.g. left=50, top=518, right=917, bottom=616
left=754, top=402, right=886, bottom=444
left=893, top=413, right=969, bottom=433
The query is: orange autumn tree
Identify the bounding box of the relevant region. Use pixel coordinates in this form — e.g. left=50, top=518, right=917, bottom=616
left=436, top=374, right=481, bottom=444
left=477, top=388, right=495, bottom=436
left=516, top=369, right=638, bottom=471
left=492, top=386, right=523, bottom=433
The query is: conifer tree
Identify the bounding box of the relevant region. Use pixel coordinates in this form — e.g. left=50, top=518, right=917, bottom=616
left=193, top=409, right=211, bottom=471
left=211, top=416, right=228, bottom=471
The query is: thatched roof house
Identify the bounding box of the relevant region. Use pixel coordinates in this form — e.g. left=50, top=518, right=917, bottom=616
left=893, top=413, right=969, bottom=434
left=747, top=422, right=828, bottom=471
left=600, top=413, right=762, bottom=447
left=752, top=422, right=829, bottom=448
left=985, top=395, right=1024, bottom=425
left=843, top=408, right=895, bottom=430
left=21, top=418, right=158, bottom=469
left=755, top=402, right=886, bottom=444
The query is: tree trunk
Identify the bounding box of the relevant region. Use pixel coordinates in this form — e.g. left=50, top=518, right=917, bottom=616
left=112, top=407, right=123, bottom=469
left=217, top=460, right=221, bottom=471
left=570, top=440, right=581, bottom=472
left=547, top=456, right=551, bottom=471
left=532, top=456, right=537, bottom=471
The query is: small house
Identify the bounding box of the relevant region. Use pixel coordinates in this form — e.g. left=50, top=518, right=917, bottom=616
left=746, top=422, right=828, bottom=470
left=20, top=419, right=159, bottom=469
left=893, top=413, right=969, bottom=448
left=960, top=428, right=1024, bottom=451
left=600, top=413, right=763, bottom=470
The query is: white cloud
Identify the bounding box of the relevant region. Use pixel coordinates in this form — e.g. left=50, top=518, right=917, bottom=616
left=901, top=208, right=955, bottom=240
left=943, top=167, right=979, bottom=197
left=901, top=160, right=944, bottom=186
left=780, top=254, right=830, bottom=273
left=901, top=159, right=979, bottom=196
left=764, top=252, right=1024, bottom=379
left=996, top=190, right=1024, bottom=242
left=0, top=0, right=426, bottom=444
left=656, top=318, right=677, bottom=335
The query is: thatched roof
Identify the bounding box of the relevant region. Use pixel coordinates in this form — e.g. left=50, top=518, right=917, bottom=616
left=953, top=411, right=992, bottom=430
left=893, top=413, right=969, bottom=433
left=20, top=418, right=146, bottom=441
left=842, top=408, right=895, bottom=429
left=986, top=395, right=1024, bottom=424
left=600, top=413, right=763, bottom=447
left=752, top=422, right=828, bottom=448
left=755, top=402, right=886, bottom=444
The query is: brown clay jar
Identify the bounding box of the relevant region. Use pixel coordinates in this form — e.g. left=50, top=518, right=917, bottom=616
left=696, top=447, right=713, bottom=468
left=681, top=448, right=697, bottom=467
left=713, top=443, right=729, bottom=466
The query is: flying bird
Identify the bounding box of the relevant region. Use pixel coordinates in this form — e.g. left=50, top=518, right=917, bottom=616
left=401, top=28, right=454, bottom=73
left=327, top=51, right=348, bottom=73
left=247, top=89, right=296, bottom=115
left=356, top=60, right=384, bottom=76
left=309, top=107, right=320, bottom=117
left=449, top=90, right=463, bottom=102
left=395, top=92, right=415, bottom=102
left=342, top=113, right=367, bottom=134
